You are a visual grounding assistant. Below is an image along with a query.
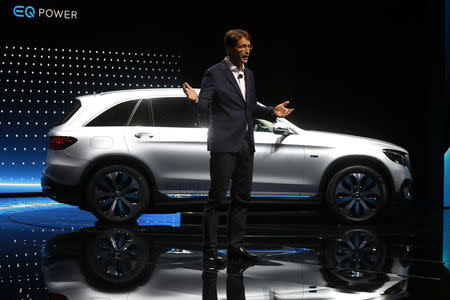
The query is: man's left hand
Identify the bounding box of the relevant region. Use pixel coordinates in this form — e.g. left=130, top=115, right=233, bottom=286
left=274, top=101, right=294, bottom=118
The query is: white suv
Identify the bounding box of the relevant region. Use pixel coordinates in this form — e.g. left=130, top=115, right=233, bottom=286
left=41, top=88, right=413, bottom=224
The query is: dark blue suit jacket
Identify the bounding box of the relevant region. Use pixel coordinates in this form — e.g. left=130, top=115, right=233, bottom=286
left=197, top=60, right=276, bottom=153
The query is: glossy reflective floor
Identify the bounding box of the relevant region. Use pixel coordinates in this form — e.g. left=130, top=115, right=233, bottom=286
left=0, top=197, right=449, bottom=300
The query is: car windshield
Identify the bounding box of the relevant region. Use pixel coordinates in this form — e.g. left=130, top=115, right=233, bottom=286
left=254, top=118, right=275, bottom=132
left=254, top=118, right=302, bottom=134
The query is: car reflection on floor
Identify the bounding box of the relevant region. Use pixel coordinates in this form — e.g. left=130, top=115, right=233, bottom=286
left=40, top=221, right=445, bottom=299
left=1, top=197, right=449, bottom=299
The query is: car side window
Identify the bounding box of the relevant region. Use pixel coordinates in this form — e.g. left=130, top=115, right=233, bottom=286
left=129, top=99, right=153, bottom=126
left=254, top=118, right=274, bottom=133
left=85, top=99, right=139, bottom=126
left=151, top=97, right=198, bottom=127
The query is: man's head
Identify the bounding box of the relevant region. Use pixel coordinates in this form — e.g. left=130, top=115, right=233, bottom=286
left=224, top=29, right=252, bottom=67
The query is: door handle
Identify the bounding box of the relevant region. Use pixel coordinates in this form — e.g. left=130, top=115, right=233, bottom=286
left=135, top=132, right=154, bottom=139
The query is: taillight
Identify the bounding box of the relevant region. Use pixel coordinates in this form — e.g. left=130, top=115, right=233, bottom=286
left=49, top=136, right=78, bottom=150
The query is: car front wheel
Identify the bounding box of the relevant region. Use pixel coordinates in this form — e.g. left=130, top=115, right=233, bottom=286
left=86, top=165, right=149, bottom=224
left=326, top=165, right=388, bottom=223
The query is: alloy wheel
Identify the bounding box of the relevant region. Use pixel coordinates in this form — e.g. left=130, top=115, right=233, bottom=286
left=95, top=171, right=142, bottom=219
left=334, top=172, right=381, bottom=220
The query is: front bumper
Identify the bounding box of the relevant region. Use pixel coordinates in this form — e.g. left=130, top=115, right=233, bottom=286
left=393, top=178, right=413, bottom=201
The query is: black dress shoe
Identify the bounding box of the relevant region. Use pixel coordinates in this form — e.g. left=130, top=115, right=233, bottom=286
left=227, top=259, right=255, bottom=275
left=227, top=247, right=260, bottom=263
left=203, top=249, right=225, bottom=266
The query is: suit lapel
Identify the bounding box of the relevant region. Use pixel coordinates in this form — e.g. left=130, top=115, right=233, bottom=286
left=244, top=67, right=250, bottom=101
left=221, top=60, right=245, bottom=101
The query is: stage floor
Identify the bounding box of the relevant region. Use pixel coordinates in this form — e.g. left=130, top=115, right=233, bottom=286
left=0, top=197, right=449, bottom=299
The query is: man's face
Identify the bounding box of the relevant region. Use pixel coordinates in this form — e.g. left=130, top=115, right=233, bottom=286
left=228, top=37, right=251, bottom=66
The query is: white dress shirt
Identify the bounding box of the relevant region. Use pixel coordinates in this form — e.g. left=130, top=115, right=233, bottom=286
left=225, top=57, right=249, bottom=132
left=224, top=57, right=246, bottom=101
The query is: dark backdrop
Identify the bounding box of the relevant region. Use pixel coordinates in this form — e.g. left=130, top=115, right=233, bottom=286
left=2, top=1, right=447, bottom=208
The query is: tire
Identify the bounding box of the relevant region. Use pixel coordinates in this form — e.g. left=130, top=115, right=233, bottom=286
left=82, top=227, right=154, bottom=292
left=319, top=229, right=388, bottom=291
left=326, top=165, right=388, bottom=224
left=86, top=165, right=149, bottom=224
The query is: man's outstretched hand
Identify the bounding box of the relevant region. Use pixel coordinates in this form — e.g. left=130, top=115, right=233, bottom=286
left=182, top=82, right=198, bottom=102
left=274, top=101, right=294, bottom=118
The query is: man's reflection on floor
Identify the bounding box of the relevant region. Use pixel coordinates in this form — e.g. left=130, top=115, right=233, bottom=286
left=202, top=259, right=256, bottom=300
left=202, top=265, right=219, bottom=300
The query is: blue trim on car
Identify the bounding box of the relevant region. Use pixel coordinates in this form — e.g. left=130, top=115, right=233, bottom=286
left=165, top=193, right=312, bottom=199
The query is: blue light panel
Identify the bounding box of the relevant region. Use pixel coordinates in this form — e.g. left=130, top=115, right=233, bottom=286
left=444, top=209, right=450, bottom=270
left=0, top=196, right=181, bottom=227
left=446, top=148, right=450, bottom=208
left=444, top=0, right=449, bottom=271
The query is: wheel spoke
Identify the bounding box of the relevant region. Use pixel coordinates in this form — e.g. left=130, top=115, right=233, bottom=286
left=343, top=176, right=356, bottom=192
left=120, top=239, right=136, bottom=252
left=344, top=198, right=356, bottom=214
left=358, top=199, right=371, bottom=215
left=361, top=176, right=374, bottom=191
left=336, top=244, right=352, bottom=254
left=344, top=238, right=356, bottom=251
left=117, top=199, right=126, bottom=216
left=107, top=198, right=119, bottom=217
left=358, top=237, right=370, bottom=250
left=362, top=195, right=377, bottom=205
left=98, top=197, right=114, bottom=207
left=123, top=192, right=140, bottom=202
left=354, top=201, right=360, bottom=216
left=337, top=195, right=353, bottom=204
left=107, top=172, right=119, bottom=188
left=336, top=181, right=352, bottom=194
left=352, top=173, right=364, bottom=191
left=121, top=197, right=137, bottom=215
left=97, top=241, right=114, bottom=251
left=122, top=179, right=140, bottom=194
left=98, top=179, right=114, bottom=193
left=353, top=233, right=360, bottom=248
left=116, top=172, right=127, bottom=189
left=107, top=233, right=119, bottom=250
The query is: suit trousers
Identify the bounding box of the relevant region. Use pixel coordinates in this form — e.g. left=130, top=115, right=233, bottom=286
left=203, top=136, right=253, bottom=251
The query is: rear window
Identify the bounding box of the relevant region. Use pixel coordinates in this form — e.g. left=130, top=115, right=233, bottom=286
left=86, top=100, right=139, bottom=126
left=56, top=99, right=81, bottom=125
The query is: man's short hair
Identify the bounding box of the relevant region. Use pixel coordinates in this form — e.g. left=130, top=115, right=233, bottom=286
left=224, top=29, right=251, bottom=54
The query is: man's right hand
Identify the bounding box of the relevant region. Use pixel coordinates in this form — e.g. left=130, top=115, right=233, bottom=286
left=182, top=82, right=199, bottom=102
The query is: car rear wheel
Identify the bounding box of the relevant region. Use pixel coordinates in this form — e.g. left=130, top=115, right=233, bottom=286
left=86, top=165, right=149, bottom=224
left=326, top=165, right=388, bottom=223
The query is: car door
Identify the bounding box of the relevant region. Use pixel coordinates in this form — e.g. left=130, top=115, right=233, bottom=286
left=252, top=119, right=308, bottom=199
left=123, top=97, right=210, bottom=196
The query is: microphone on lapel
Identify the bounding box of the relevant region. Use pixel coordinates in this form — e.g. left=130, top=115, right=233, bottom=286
left=238, top=74, right=243, bottom=79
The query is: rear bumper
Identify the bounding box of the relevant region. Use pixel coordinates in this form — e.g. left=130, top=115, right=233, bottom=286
left=41, top=175, right=82, bottom=207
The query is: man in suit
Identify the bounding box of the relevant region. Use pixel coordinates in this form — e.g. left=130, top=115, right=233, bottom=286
left=183, top=29, right=293, bottom=265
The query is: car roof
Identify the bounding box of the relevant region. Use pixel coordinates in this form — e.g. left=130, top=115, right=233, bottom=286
left=63, top=88, right=268, bottom=128
left=76, top=88, right=199, bottom=106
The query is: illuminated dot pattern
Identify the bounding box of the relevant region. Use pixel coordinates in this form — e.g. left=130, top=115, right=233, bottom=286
left=0, top=44, right=182, bottom=188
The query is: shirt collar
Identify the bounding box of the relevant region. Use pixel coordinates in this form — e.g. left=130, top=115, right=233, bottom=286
left=224, top=57, right=245, bottom=73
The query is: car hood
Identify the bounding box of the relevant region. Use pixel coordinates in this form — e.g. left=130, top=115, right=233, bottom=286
left=305, top=130, right=408, bottom=153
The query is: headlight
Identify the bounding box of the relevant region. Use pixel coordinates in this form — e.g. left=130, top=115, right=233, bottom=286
left=383, top=149, right=409, bottom=167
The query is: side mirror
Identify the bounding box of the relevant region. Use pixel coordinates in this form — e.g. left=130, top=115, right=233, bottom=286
left=273, top=123, right=290, bottom=136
